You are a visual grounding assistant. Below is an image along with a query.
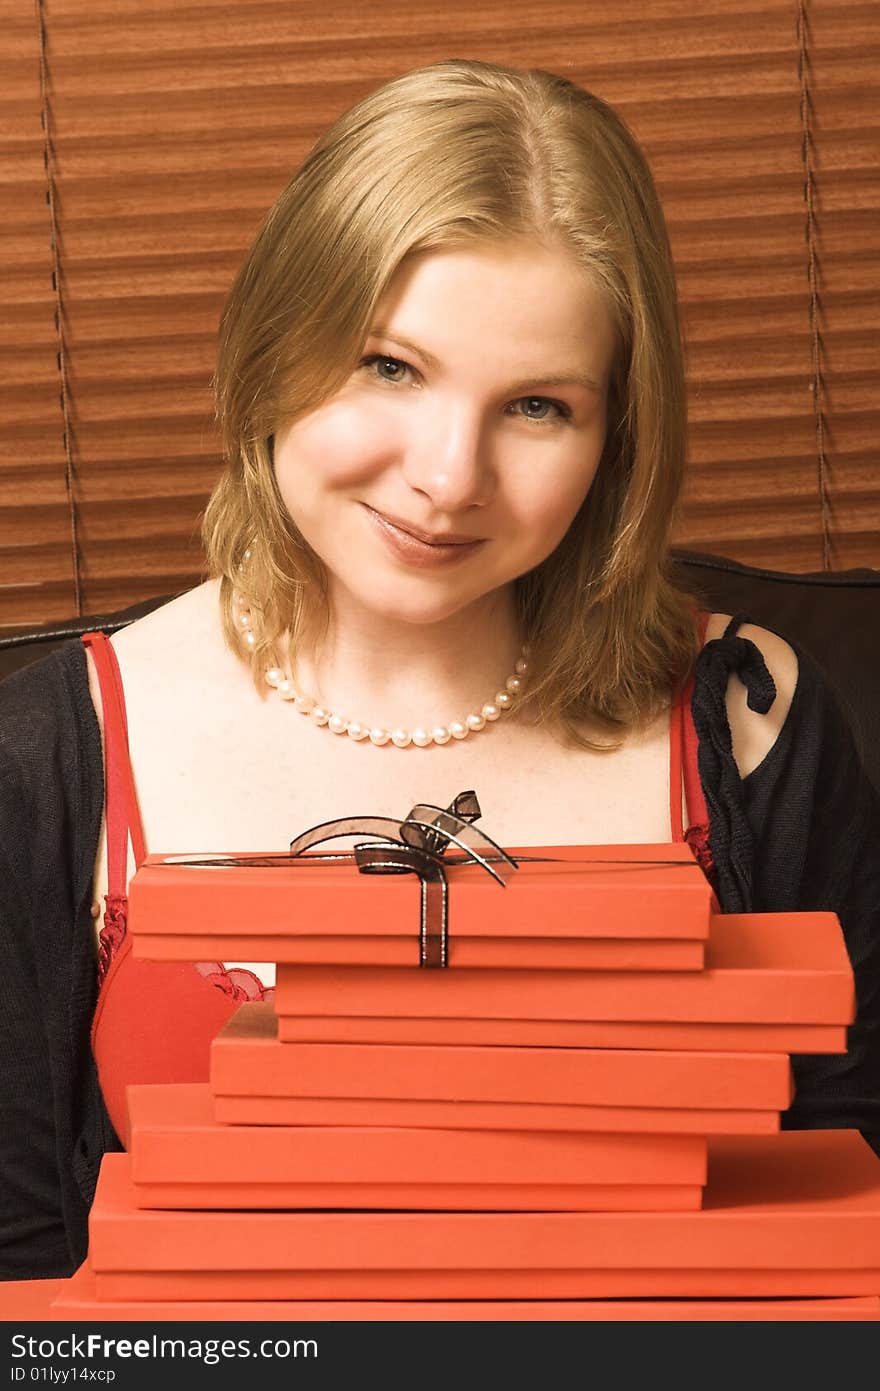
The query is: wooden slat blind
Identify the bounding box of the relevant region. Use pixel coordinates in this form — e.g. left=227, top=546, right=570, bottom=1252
left=1, top=1, right=79, bottom=622
left=1, top=0, right=877, bottom=631
left=808, top=0, right=880, bottom=568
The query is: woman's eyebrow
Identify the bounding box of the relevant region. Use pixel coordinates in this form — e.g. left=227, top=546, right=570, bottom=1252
left=369, top=327, right=602, bottom=393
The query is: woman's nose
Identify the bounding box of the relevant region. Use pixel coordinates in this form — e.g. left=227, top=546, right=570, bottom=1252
left=400, top=403, right=494, bottom=512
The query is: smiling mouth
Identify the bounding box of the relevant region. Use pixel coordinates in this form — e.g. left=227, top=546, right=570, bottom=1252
left=362, top=504, right=487, bottom=564
left=365, top=506, right=484, bottom=548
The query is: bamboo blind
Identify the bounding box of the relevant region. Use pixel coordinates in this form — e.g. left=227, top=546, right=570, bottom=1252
left=1, top=0, right=877, bottom=632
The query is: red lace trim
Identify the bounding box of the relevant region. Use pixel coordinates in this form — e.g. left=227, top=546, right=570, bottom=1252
left=684, top=822, right=717, bottom=887
left=95, top=896, right=272, bottom=1002
left=97, top=894, right=128, bottom=986
left=194, top=961, right=275, bottom=1004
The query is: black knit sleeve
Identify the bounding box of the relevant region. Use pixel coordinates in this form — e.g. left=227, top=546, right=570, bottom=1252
left=0, top=644, right=114, bottom=1280
left=692, top=617, right=880, bottom=1153
left=0, top=793, right=73, bottom=1276
left=0, top=660, right=76, bottom=1277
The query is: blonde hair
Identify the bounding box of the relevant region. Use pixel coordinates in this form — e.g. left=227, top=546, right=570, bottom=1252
left=202, top=57, right=698, bottom=750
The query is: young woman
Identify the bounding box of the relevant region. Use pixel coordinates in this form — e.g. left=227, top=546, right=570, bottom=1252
left=1, top=58, right=877, bottom=1282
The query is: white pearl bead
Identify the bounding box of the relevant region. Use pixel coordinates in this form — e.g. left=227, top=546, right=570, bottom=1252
left=243, top=548, right=252, bottom=561
left=243, top=629, right=256, bottom=649
left=264, top=638, right=538, bottom=747
left=238, top=611, right=252, bottom=629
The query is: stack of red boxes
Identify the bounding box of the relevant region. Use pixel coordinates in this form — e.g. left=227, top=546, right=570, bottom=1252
left=50, top=832, right=880, bottom=1320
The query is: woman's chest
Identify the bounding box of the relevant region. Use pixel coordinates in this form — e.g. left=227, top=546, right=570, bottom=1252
left=90, top=705, right=679, bottom=938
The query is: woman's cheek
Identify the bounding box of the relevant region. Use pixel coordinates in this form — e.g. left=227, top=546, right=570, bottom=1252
left=513, top=468, right=595, bottom=564
left=279, top=399, right=397, bottom=488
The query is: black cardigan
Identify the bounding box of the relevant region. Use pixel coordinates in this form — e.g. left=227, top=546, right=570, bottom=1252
left=1, top=624, right=879, bottom=1280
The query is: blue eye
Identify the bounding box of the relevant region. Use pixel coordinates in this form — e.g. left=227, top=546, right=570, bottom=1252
left=361, top=354, right=409, bottom=383
left=515, top=396, right=571, bottom=424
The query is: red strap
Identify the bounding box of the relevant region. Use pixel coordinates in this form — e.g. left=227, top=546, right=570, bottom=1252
left=669, top=670, right=685, bottom=842
left=669, top=610, right=712, bottom=840
left=680, top=611, right=711, bottom=834
left=81, top=632, right=147, bottom=892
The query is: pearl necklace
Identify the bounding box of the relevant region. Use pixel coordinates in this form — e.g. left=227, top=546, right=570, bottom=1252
left=231, top=588, right=532, bottom=748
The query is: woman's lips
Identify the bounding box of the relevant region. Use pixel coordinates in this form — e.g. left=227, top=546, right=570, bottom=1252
left=364, top=506, right=486, bottom=567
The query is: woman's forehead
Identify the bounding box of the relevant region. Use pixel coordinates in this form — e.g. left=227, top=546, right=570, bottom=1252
left=371, top=240, right=618, bottom=384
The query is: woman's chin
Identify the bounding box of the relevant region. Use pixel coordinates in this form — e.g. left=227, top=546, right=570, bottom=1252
left=333, top=579, right=489, bottom=629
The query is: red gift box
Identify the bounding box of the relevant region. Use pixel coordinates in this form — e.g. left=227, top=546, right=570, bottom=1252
left=49, top=1262, right=880, bottom=1321
left=215, top=1092, right=783, bottom=1135
left=210, top=1004, right=791, bottom=1136
left=277, top=1015, right=848, bottom=1052
left=0, top=1278, right=69, bottom=1320
left=128, top=842, right=713, bottom=971
left=127, top=1082, right=706, bottom=1211
left=88, top=1132, right=880, bottom=1302
left=274, top=912, right=853, bottom=1050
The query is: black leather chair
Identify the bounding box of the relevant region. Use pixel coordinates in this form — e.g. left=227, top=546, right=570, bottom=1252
left=2, top=550, right=878, bottom=791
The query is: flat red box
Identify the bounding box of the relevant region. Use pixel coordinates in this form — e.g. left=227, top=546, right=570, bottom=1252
left=89, top=1132, right=880, bottom=1301
left=128, top=1083, right=705, bottom=1210
left=0, top=1279, right=68, bottom=1320
left=211, top=1004, right=792, bottom=1122
left=50, top=1264, right=880, bottom=1321
left=278, top=1016, right=847, bottom=1053
left=274, top=913, right=854, bottom=1033
left=215, top=1093, right=781, bottom=1135
left=128, top=843, right=712, bottom=971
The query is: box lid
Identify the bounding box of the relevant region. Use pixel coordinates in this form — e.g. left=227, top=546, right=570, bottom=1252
left=211, top=1006, right=792, bottom=1110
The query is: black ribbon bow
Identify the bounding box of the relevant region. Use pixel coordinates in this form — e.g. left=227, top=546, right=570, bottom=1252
left=286, top=790, right=518, bottom=967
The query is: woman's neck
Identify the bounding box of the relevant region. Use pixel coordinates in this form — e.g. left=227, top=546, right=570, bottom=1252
left=289, top=587, right=528, bottom=733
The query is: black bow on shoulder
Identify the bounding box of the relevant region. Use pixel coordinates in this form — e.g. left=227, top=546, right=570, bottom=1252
left=691, top=613, right=778, bottom=913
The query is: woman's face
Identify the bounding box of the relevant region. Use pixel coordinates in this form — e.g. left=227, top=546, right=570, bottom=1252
left=272, top=238, right=618, bottom=630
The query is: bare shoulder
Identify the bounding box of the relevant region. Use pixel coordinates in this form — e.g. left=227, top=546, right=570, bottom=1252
left=109, top=579, right=224, bottom=664
left=703, top=612, right=799, bottom=780
left=83, top=579, right=232, bottom=733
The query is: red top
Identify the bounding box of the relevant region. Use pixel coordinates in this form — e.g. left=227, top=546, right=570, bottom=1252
left=82, top=631, right=273, bottom=1147
left=82, top=621, right=713, bottom=1146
